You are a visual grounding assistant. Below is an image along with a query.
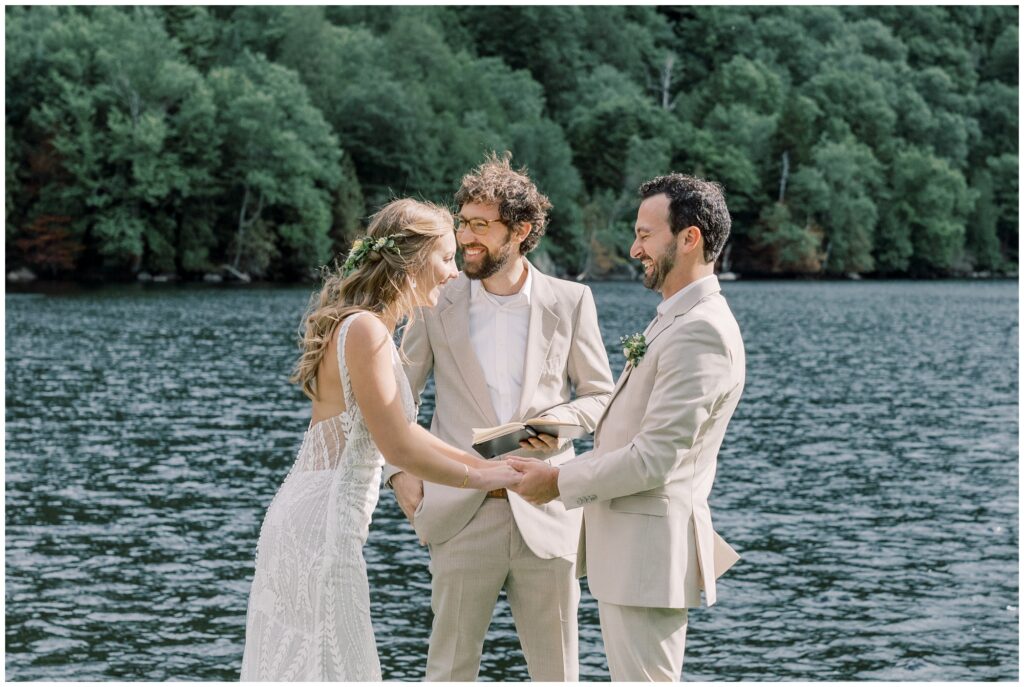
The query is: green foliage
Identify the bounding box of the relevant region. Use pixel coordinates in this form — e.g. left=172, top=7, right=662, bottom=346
left=966, top=170, right=1005, bottom=271
left=5, top=5, right=1018, bottom=279
left=985, top=153, right=1019, bottom=263
left=750, top=203, right=822, bottom=274
left=6, top=125, right=18, bottom=236
left=878, top=148, right=973, bottom=274
left=789, top=139, right=882, bottom=274
left=567, top=66, right=679, bottom=193
left=10, top=7, right=221, bottom=272
left=207, top=52, right=341, bottom=276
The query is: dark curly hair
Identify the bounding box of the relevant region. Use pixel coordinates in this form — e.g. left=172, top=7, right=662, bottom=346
left=454, top=151, right=552, bottom=255
left=639, top=173, right=732, bottom=263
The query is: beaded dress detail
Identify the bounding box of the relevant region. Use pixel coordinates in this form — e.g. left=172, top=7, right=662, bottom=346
left=241, top=312, right=414, bottom=681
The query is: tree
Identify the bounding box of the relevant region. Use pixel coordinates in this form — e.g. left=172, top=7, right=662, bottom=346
left=877, top=148, right=973, bottom=274
left=507, top=119, right=585, bottom=270
left=983, top=23, right=1018, bottom=83
left=11, top=7, right=219, bottom=274
left=454, top=6, right=589, bottom=122
left=789, top=139, right=882, bottom=274
left=5, top=6, right=1018, bottom=279
left=985, top=153, right=1018, bottom=263
left=207, top=52, right=342, bottom=276
left=160, top=6, right=218, bottom=73
left=750, top=202, right=823, bottom=274
left=966, top=170, right=1005, bottom=271
left=13, top=214, right=83, bottom=275
left=6, top=125, right=19, bottom=236
left=804, top=68, right=898, bottom=154
left=566, top=66, right=680, bottom=194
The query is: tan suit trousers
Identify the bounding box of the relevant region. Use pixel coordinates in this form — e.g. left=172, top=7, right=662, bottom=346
left=426, top=499, right=580, bottom=681
left=598, top=602, right=688, bottom=681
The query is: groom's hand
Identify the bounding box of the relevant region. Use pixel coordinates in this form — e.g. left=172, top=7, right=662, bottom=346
left=507, top=457, right=559, bottom=505
left=391, top=472, right=424, bottom=524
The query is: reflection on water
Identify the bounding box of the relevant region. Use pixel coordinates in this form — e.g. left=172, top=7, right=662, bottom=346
left=5, top=280, right=1019, bottom=680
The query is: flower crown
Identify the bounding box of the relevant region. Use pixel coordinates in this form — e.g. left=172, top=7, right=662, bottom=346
left=342, top=235, right=402, bottom=276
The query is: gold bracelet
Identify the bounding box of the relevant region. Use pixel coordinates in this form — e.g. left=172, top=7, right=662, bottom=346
left=460, top=464, right=470, bottom=489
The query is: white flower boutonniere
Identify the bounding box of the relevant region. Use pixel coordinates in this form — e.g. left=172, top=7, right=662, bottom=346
left=620, top=332, right=647, bottom=366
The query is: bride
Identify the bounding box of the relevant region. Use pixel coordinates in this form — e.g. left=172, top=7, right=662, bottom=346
left=240, top=199, right=522, bottom=681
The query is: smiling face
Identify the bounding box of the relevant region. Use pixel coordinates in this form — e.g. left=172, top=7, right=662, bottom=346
left=413, top=231, right=458, bottom=307
left=631, top=193, right=679, bottom=292
left=456, top=201, right=521, bottom=280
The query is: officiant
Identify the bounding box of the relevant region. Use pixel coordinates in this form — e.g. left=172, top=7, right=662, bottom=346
left=383, top=152, right=613, bottom=681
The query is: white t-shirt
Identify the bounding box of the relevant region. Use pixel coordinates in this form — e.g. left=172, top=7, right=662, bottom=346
left=468, top=263, right=534, bottom=425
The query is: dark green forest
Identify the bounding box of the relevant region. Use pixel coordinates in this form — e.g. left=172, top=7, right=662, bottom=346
left=5, top=5, right=1018, bottom=281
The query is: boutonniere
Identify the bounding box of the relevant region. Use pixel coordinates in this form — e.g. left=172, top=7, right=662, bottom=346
left=620, top=332, right=647, bottom=367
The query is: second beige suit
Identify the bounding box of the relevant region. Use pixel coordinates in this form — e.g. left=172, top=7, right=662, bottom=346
left=558, top=275, right=745, bottom=681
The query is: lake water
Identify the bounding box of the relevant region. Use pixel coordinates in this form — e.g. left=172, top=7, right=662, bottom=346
left=5, top=280, right=1019, bottom=680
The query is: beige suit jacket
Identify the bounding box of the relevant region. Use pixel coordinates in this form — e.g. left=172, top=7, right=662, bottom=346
left=558, top=276, right=745, bottom=608
left=383, top=265, right=614, bottom=558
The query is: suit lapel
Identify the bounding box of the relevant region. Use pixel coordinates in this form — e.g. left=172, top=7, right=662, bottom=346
left=609, top=360, right=634, bottom=400
left=595, top=361, right=633, bottom=435
left=594, top=276, right=723, bottom=436
left=514, top=270, right=558, bottom=420
left=439, top=277, right=499, bottom=426
left=646, top=276, right=723, bottom=347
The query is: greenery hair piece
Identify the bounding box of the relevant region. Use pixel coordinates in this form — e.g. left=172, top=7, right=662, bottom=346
left=342, top=236, right=401, bottom=276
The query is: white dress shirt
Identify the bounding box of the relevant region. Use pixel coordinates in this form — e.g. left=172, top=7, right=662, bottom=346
left=469, top=262, right=533, bottom=424
left=645, top=274, right=718, bottom=335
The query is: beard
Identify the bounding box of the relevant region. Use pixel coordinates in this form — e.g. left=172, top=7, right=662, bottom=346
left=642, top=237, right=677, bottom=291
left=462, top=236, right=516, bottom=280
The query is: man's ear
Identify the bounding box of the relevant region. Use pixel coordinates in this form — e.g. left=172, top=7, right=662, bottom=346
left=513, top=221, right=532, bottom=244
left=678, top=226, right=703, bottom=256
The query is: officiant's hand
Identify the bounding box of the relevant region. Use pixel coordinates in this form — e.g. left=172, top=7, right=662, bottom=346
left=391, top=472, right=423, bottom=524
left=507, top=457, right=560, bottom=505
left=518, top=432, right=561, bottom=452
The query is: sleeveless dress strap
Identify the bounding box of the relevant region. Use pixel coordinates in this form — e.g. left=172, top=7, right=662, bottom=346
left=336, top=311, right=371, bottom=414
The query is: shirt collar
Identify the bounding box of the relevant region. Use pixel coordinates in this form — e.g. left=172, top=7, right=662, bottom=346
left=656, top=274, right=716, bottom=318
left=470, top=259, right=533, bottom=307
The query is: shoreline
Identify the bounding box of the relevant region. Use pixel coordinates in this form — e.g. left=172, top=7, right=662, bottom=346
left=6, top=273, right=1019, bottom=295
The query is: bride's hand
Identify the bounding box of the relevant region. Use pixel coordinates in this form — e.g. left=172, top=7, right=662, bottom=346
left=467, top=463, right=523, bottom=492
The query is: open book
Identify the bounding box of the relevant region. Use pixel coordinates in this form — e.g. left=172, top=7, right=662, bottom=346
left=471, top=418, right=588, bottom=458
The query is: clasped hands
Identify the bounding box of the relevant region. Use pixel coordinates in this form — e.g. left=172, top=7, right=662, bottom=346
left=503, top=431, right=561, bottom=505
left=392, top=434, right=562, bottom=527
left=504, top=455, right=559, bottom=505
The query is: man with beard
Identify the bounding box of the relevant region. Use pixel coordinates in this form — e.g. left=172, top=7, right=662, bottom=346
left=383, top=152, right=613, bottom=681
left=509, top=173, right=746, bottom=681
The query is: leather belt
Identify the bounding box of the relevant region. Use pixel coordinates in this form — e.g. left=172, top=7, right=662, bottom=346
left=486, top=488, right=508, bottom=499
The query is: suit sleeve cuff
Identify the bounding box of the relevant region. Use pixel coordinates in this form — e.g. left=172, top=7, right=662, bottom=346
left=557, top=457, right=598, bottom=509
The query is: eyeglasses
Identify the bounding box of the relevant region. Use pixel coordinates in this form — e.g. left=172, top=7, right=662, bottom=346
left=455, top=215, right=506, bottom=235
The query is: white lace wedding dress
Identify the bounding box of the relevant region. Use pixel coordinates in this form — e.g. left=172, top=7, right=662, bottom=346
left=241, top=312, right=414, bottom=681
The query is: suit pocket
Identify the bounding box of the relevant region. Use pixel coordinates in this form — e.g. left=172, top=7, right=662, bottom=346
left=411, top=491, right=429, bottom=537
left=609, top=494, right=668, bottom=517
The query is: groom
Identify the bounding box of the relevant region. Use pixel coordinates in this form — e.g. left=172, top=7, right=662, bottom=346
left=384, top=153, right=613, bottom=680
left=511, top=173, right=746, bottom=681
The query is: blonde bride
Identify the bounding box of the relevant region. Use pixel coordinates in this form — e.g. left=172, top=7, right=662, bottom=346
left=240, top=199, right=521, bottom=681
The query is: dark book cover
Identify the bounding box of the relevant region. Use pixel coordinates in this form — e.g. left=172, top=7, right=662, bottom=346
left=471, top=422, right=588, bottom=458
